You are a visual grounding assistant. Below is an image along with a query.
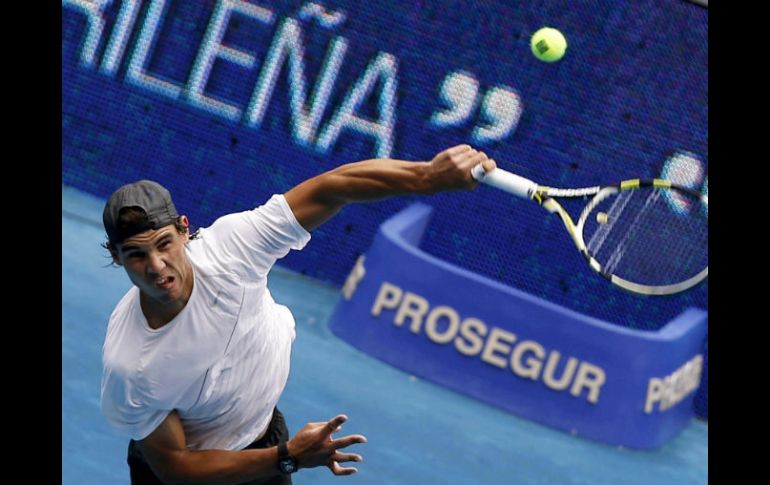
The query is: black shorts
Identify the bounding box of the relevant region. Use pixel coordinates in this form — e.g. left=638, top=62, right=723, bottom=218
left=127, top=408, right=292, bottom=485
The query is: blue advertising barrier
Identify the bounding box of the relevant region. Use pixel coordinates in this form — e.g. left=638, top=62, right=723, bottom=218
left=328, top=203, right=707, bottom=448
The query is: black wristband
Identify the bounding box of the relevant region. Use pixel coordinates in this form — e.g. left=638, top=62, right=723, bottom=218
left=277, top=441, right=297, bottom=474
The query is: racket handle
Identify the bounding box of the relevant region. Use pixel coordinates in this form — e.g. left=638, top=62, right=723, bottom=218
left=471, top=164, right=537, bottom=199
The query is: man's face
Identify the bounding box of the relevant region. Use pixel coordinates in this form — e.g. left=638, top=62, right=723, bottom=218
left=113, top=217, right=192, bottom=306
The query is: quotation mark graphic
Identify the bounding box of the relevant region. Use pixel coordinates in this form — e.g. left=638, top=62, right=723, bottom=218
left=660, top=151, right=708, bottom=217
left=430, top=70, right=523, bottom=144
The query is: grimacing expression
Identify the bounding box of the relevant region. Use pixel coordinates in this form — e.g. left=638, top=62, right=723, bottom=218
left=113, top=218, right=192, bottom=306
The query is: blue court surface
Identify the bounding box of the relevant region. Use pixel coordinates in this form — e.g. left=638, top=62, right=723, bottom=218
left=62, top=185, right=707, bottom=485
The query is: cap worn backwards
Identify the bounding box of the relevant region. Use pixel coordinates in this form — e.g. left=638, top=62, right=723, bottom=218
left=103, top=180, right=179, bottom=244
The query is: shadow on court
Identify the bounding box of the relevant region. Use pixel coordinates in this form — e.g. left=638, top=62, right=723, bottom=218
left=62, top=186, right=707, bottom=485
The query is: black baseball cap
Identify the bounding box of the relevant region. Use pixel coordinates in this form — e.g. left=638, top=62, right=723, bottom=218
left=103, top=180, right=180, bottom=244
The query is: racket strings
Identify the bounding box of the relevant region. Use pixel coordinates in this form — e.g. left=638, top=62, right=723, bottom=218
left=586, top=190, right=634, bottom=261
left=583, top=187, right=707, bottom=287
left=601, top=189, right=663, bottom=275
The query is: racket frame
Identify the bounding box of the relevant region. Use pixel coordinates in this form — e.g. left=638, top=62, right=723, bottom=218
left=471, top=166, right=708, bottom=296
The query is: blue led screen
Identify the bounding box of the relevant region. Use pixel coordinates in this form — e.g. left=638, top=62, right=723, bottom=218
left=62, top=0, right=708, bottom=416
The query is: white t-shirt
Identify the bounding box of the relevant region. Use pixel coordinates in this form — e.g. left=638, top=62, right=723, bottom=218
left=100, top=194, right=311, bottom=451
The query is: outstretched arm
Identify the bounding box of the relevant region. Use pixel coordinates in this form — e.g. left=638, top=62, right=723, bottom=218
left=284, top=144, right=496, bottom=231
left=137, top=411, right=365, bottom=484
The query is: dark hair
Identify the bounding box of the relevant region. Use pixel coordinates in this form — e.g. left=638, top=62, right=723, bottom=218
left=101, top=207, right=197, bottom=254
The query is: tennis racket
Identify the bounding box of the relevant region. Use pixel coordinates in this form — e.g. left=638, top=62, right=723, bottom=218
left=470, top=165, right=708, bottom=296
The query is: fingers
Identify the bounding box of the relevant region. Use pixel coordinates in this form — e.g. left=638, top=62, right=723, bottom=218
left=324, top=415, right=347, bottom=435
left=329, top=461, right=358, bottom=476
left=327, top=429, right=365, bottom=476
left=461, top=149, right=497, bottom=174
left=332, top=434, right=368, bottom=449
left=482, top=157, right=497, bottom=173
left=457, top=148, right=481, bottom=164
left=333, top=451, right=363, bottom=463
left=464, top=150, right=488, bottom=167
left=443, top=144, right=472, bottom=157
left=436, top=145, right=495, bottom=168
left=290, top=415, right=367, bottom=474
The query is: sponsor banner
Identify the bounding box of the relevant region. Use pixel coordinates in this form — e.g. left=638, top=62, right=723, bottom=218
left=329, top=203, right=706, bottom=448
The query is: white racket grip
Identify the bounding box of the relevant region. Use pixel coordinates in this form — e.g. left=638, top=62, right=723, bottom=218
left=471, top=164, right=537, bottom=199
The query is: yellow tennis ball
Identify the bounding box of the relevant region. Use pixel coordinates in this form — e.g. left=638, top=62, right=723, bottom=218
left=531, top=27, right=567, bottom=63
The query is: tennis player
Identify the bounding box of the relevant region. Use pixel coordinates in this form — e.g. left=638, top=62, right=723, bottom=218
left=100, top=144, right=495, bottom=484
